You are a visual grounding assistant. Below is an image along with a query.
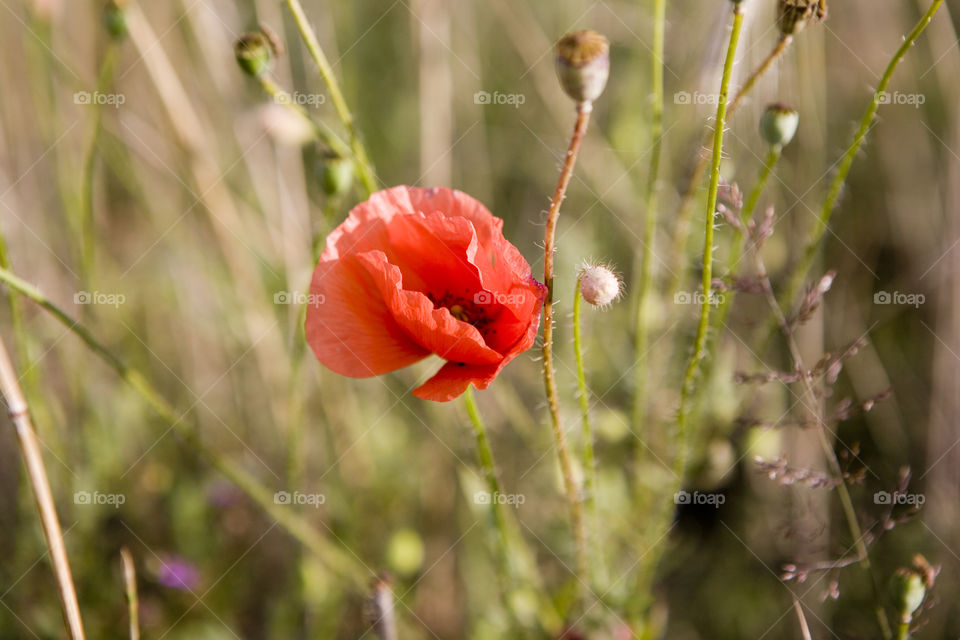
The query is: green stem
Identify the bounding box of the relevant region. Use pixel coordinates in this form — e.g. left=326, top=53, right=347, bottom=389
left=896, top=621, right=910, bottom=640
left=463, top=387, right=560, bottom=632
left=257, top=75, right=353, bottom=163
left=573, top=278, right=601, bottom=586
left=632, top=0, right=666, bottom=446
left=667, top=34, right=793, bottom=301
left=0, top=266, right=366, bottom=587
left=674, top=4, right=744, bottom=479
left=775, top=0, right=944, bottom=319
left=283, top=0, right=378, bottom=195
left=79, top=44, right=119, bottom=284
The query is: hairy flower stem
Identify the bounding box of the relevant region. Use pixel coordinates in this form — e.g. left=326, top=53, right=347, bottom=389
left=771, top=0, right=944, bottom=332
left=0, top=266, right=367, bottom=587
left=632, top=0, right=667, bottom=445
left=572, top=279, right=601, bottom=586
left=543, top=104, right=591, bottom=584
left=674, top=4, right=744, bottom=479
left=668, top=33, right=792, bottom=298
left=0, top=336, right=86, bottom=640
left=751, top=248, right=892, bottom=640
left=284, top=0, right=378, bottom=194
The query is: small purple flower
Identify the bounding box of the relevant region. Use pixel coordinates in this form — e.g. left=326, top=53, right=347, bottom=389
left=157, top=556, right=200, bottom=591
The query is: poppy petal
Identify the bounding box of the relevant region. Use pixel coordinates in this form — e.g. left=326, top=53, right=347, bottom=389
left=355, top=251, right=502, bottom=366
left=305, top=254, right=430, bottom=377
left=412, top=361, right=500, bottom=402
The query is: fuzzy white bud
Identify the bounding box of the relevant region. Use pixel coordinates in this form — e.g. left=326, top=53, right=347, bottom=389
left=578, top=264, right=622, bottom=309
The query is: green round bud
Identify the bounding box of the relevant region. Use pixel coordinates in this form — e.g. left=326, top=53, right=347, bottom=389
left=760, top=103, right=799, bottom=148
left=555, top=30, right=610, bottom=106
left=102, top=0, right=127, bottom=40
left=318, top=152, right=355, bottom=198
left=890, top=569, right=926, bottom=622
left=235, top=33, right=272, bottom=77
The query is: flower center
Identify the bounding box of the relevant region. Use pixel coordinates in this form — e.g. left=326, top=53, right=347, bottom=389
left=427, top=289, right=494, bottom=334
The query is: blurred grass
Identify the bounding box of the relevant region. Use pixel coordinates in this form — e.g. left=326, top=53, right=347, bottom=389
left=1, top=0, right=960, bottom=638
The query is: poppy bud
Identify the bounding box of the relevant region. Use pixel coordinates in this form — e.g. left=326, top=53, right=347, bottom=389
left=318, top=151, right=355, bottom=198
left=578, top=264, right=622, bottom=309
left=556, top=30, right=610, bottom=107
left=890, top=568, right=926, bottom=623
left=102, top=0, right=127, bottom=40
left=235, top=32, right=272, bottom=77
left=778, top=0, right=827, bottom=36
left=760, top=103, right=799, bottom=148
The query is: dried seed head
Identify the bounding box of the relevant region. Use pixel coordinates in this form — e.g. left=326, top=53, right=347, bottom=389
left=578, top=263, right=622, bottom=309
left=235, top=32, right=273, bottom=77
left=556, top=30, right=610, bottom=106
left=778, top=0, right=828, bottom=36
left=760, top=103, right=800, bottom=148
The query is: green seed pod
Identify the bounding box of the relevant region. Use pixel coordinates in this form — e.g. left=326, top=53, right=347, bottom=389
left=318, top=152, right=354, bottom=199
left=102, top=0, right=128, bottom=40
left=760, top=103, right=799, bottom=148
left=890, top=568, right=926, bottom=623
left=235, top=32, right=272, bottom=77
left=555, top=30, right=610, bottom=106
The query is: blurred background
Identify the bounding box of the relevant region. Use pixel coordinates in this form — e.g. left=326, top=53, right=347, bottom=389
left=1, top=0, right=959, bottom=638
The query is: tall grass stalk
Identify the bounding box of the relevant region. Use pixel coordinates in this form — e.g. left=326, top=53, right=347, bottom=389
left=0, top=335, right=86, bottom=640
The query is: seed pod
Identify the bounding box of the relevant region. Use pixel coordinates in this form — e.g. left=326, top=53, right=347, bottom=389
left=778, top=0, right=828, bottom=36
left=318, top=151, right=355, bottom=199
left=890, top=568, right=926, bottom=623
left=102, top=0, right=128, bottom=40
left=235, top=32, right=272, bottom=77
left=556, top=30, right=610, bottom=106
left=760, top=103, right=800, bottom=148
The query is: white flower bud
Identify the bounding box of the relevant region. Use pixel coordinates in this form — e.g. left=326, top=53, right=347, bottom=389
left=578, top=264, right=622, bottom=309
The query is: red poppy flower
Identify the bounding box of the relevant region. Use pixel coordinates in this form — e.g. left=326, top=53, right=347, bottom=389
left=305, top=186, right=546, bottom=402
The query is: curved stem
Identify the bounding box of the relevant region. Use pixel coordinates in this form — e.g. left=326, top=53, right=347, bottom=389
left=0, top=266, right=367, bottom=587
left=674, top=5, right=744, bottom=479
left=632, top=0, right=667, bottom=444
left=775, top=0, right=944, bottom=321
left=542, top=104, right=591, bottom=584
left=283, top=0, right=378, bottom=194
left=0, top=336, right=86, bottom=640
left=668, top=34, right=792, bottom=300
